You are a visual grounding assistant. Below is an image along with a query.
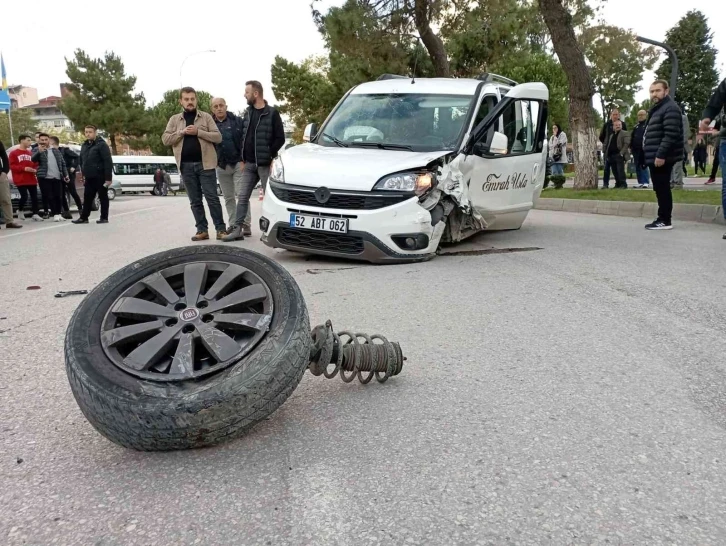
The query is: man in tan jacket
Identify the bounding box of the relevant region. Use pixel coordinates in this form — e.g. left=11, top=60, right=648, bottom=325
left=162, top=87, right=225, bottom=241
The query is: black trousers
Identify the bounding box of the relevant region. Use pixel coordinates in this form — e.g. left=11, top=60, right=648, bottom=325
left=694, top=159, right=707, bottom=176
left=649, top=164, right=673, bottom=224
left=62, top=173, right=83, bottom=211
left=18, top=185, right=40, bottom=215
left=608, top=154, right=627, bottom=188
left=80, top=177, right=109, bottom=220
left=38, top=178, right=64, bottom=216
left=711, top=153, right=720, bottom=179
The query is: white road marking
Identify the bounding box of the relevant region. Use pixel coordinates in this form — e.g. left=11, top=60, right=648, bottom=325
left=0, top=207, right=163, bottom=239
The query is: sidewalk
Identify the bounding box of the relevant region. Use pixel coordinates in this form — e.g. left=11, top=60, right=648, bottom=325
left=563, top=177, right=722, bottom=191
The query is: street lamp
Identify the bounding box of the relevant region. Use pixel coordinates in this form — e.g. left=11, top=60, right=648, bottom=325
left=636, top=36, right=677, bottom=96
left=179, top=49, right=216, bottom=88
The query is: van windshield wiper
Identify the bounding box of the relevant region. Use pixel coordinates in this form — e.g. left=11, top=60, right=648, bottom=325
left=348, top=141, right=414, bottom=151
left=322, top=133, right=348, bottom=147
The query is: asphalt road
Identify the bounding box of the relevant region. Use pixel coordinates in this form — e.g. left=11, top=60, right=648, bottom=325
left=2, top=194, right=726, bottom=545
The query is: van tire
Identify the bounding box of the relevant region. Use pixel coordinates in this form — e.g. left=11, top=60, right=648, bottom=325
left=64, top=245, right=312, bottom=451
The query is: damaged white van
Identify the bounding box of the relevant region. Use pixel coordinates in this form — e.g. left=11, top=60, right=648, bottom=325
left=260, top=73, right=549, bottom=263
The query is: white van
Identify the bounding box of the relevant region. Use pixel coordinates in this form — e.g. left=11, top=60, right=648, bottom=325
left=259, top=74, right=550, bottom=263
left=111, top=155, right=181, bottom=195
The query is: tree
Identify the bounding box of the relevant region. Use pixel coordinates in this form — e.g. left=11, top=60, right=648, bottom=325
left=0, top=108, right=37, bottom=146
left=60, top=49, right=149, bottom=154
left=580, top=25, right=659, bottom=115
left=538, top=0, right=598, bottom=189
left=656, top=10, right=719, bottom=126
left=144, top=89, right=213, bottom=156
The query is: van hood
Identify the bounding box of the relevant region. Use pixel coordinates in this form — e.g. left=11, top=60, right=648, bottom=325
left=278, top=144, right=451, bottom=191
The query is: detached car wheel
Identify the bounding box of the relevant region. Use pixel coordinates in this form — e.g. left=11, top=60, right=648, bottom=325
left=65, top=245, right=311, bottom=451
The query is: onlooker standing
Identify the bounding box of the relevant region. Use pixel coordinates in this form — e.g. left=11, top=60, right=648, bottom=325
left=9, top=135, right=42, bottom=221
left=162, top=87, right=225, bottom=241
left=52, top=137, right=83, bottom=214
left=599, top=109, right=627, bottom=189
left=32, top=133, right=70, bottom=222
left=630, top=110, right=650, bottom=189
left=153, top=168, right=165, bottom=195
left=223, top=81, right=285, bottom=242
left=692, top=136, right=708, bottom=176
left=699, top=76, right=726, bottom=237
left=642, top=80, right=684, bottom=230
left=605, top=120, right=631, bottom=189
left=212, top=97, right=251, bottom=236
left=548, top=124, right=567, bottom=176
left=0, top=139, right=22, bottom=229
left=73, top=125, right=113, bottom=225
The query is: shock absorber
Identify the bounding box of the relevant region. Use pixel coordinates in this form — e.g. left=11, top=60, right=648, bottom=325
left=308, top=320, right=406, bottom=384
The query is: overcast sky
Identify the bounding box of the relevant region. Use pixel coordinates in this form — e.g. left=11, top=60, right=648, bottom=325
left=1, top=0, right=723, bottom=114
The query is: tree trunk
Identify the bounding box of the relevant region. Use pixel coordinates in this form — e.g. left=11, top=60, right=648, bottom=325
left=539, top=0, right=598, bottom=190
left=414, top=0, right=450, bottom=77
left=110, top=133, right=118, bottom=155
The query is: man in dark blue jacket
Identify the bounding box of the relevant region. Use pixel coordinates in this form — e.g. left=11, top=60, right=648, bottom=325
left=642, top=80, right=684, bottom=230
left=700, top=77, right=726, bottom=238
left=630, top=110, right=649, bottom=188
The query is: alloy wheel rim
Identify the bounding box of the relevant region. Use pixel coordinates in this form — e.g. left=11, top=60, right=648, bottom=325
left=100, top=261, right=274, bottom=382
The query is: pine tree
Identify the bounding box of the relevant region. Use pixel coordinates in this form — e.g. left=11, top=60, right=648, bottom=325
left=656, top=10, right=719, bottom=124
left=60, top=49, right=149, bottom=154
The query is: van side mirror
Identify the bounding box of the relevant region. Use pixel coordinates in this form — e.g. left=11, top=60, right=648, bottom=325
left=303, top=123, right=318, bottom=142
left=472, top=131, right=509, bottom=157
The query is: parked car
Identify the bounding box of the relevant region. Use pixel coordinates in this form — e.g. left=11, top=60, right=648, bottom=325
left=260, top=73, right=549, bottom=263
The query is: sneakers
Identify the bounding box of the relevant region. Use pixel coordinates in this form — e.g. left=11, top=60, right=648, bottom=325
left=191, top=231, right=209, bottom=241
left=53, top=215, right=62, bottom=222
left=72, top=218, right=89, bottom=224
left=706, top=178, right=715, bottom=185
left=32, top=214, right=44, bottom=222
left=16, top=211, right=24, bottom=222
left=645, top=219, right=673, bottom=230
left=222, top=225, right=245, bottom=242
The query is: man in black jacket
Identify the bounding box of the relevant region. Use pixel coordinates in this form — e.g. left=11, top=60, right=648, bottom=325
left=73, top=125, right=113, bottom=224
left=642, top=80, right=684, bottom=230
left=50, top=136, right=83, bottom=216
left=212, top=97, right=251, bottom=235
left=700, top=77, right=726, bottom=237
left=599, top=109, right=627, bottom=189
left=630, top=110, right=650, bottom=188
left=223, top=81, right=285, bottom=242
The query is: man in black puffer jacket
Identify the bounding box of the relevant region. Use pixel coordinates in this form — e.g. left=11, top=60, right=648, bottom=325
left=73, top=125, right=113, bottom=225
left=642, top=80, right=684, bottom=230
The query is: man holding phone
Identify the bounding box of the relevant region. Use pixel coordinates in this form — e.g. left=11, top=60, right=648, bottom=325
left=73, top=125, right=113, bottom=224
left=700, top=77, right=726, bottom=238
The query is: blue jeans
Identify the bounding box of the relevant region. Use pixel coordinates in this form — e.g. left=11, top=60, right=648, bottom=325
left=551, top=162, right=565, bottom=176
left=721, top=141, right=726, bottom=220
left=181, top=162, right=226, bottom=233
left=636, top=163, right=650, bottom=185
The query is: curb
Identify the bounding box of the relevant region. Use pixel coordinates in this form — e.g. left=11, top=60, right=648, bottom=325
left=535, top=199, right=726, bottom=226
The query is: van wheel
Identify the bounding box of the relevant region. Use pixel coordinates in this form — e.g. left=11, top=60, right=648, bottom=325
left=107, top=188, right=116, bottom=200
left=91, top=196, right=100, bottom=211
left=64, top=245, right=311, bottom=451
left=152, top=187, right=161, bottom=196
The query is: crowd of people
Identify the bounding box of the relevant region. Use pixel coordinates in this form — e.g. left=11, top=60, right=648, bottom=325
left=547, top=77, right=726, bottom=233
left=162, top=80, right=285, bottom=242
left=0, top=126, right=113, bottom=229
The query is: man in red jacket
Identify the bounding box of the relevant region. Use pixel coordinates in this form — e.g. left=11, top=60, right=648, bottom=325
left=9, top=135, right=43, bottom=221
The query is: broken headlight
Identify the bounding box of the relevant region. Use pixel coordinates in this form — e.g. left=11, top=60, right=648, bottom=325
left=270, top=157, right=285, bottom=183
left=374, top=171, right=434, bottom=196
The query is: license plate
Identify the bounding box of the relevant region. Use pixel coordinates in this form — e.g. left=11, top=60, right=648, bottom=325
left=289, top=213, right=349, bottom=233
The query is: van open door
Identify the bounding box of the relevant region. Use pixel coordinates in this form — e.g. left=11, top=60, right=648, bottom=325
left=458, top=83, right=549, bottom=230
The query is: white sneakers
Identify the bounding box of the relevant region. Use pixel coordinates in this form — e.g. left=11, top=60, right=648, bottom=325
left=53, top=215, right=67, bottom=223
left=31, top=214, right=43, bottom=222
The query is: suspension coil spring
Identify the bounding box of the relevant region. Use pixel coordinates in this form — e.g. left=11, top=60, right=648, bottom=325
left=308, top=320, right=406, bottom=384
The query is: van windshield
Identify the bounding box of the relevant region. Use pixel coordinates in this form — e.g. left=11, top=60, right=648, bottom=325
left=318, top=93, right=473, bottom=152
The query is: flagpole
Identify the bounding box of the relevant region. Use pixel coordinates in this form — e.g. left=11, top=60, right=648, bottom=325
left=7, top=104, right=14, bottom=146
